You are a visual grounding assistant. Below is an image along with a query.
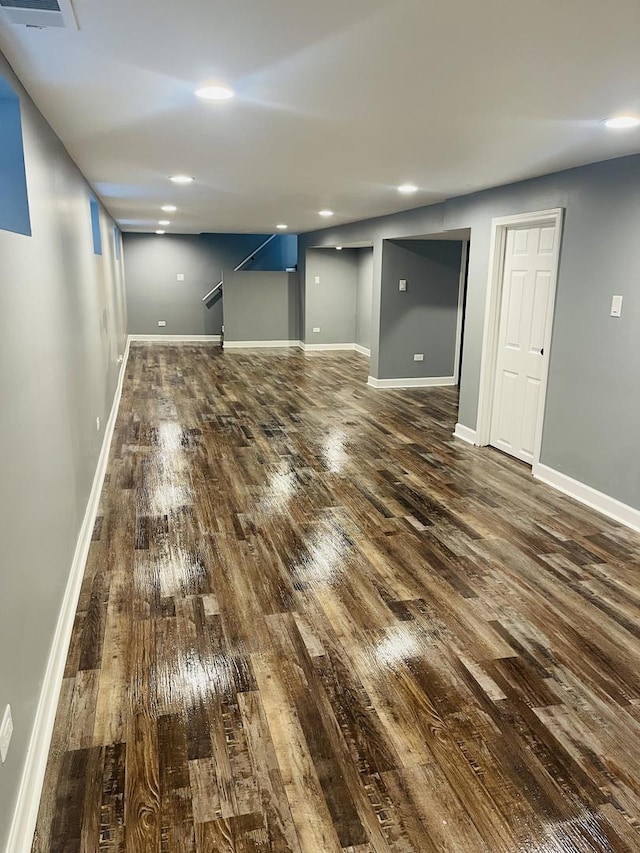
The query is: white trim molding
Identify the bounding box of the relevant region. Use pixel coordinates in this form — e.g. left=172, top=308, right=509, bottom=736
left=367, top=375, right=456, bottom=389
left=534, top=464, right=640, bottom=533
left=453, top=423, right=478, bottom=445
left=303, top=342, right=356, bottom=352
left=6, top=338, right=131, bottom=853
left=475, top=208, right=564, bottom=464
left=128, top=334, right=221, bottom=343
left=223, top=340, right=302, bottom=349
left=353, top=344, right=371, bottom=357
left=302, top=343, right=370, bottom=355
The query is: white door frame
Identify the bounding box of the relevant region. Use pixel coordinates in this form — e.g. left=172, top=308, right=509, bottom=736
left=475, top=208, right=564, bottom=466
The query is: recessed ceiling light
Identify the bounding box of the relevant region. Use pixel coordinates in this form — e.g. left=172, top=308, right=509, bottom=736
left=195, top=85, right=235, bottom=101
left=318, top=210, right=334, bottom=217
left=169, top=175, right=194, bottom=184
left=604, top=115, right=640, bottom=129
left=161, top=205, right=177, bottom=212
left=155, top=230, right=166, bottom=235
left=398, top=184, right=418, bottom=194
left=159, top=220, right=170, bottom=226
left=276, top=223, right=288, bottom=230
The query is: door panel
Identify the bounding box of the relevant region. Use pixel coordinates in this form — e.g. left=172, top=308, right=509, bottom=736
left=530, top=270, right=551, bottom=354
left=521, top=377, right=541, bottom=457
left=504, top=270, right=526, bottom=348
left=490, top=224, right=555, bottom=464
left=495, top=370, right=518, bottom=448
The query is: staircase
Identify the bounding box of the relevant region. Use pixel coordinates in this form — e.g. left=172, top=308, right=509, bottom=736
left=202, top=234, right=279, bottom=307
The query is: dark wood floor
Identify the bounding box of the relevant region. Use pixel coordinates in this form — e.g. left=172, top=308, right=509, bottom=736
left=33, top=344, right=640, bottom=852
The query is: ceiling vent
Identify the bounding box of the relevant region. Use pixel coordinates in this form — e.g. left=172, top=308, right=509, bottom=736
left=0, top=0, right=78, bottom=29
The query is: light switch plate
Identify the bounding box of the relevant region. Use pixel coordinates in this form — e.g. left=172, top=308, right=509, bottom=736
left=0, top=705, right=13, bottom=764
left=314, top=276, right=320, bottom=284
left=399, top=279, right=407, bottom=291
left=177, top=274, right=185, bottom=281
left=611, top=295, right=623, bottom=317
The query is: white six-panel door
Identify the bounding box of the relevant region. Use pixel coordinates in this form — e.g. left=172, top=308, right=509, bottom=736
left=490, top=223, right=556, bottom=464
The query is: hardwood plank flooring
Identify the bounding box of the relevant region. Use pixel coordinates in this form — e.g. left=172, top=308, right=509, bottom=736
left=33, top=344, right=640, bottom=852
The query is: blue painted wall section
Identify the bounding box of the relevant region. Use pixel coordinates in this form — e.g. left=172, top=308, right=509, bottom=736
left=0, top=76, right=31, bottom=237
left=90, top=196, right=102, bottom=255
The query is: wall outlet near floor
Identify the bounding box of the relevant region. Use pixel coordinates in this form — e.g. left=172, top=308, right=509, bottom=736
left=313, top=327, right=321, bottom=333
left=0, top=705, right=13, bottom=764
left=177, top=273, right=185, bottom=281
left=399, top=279, right=407, bottom=291
left=413, top=353, right=424, bottom=362
left=96, top=416, right=101, bottom=431
left=117, top=354, right=123, bottom=364
left=158, top=321, right=166, bottom=327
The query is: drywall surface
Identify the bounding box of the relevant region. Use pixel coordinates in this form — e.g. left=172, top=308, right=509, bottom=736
left=123, top=232, right=297, bottom=336
left=356, top=248, right=373, bottom=350
left=300, top=154, right=640, bottom=509
left=223, top=271, right=300, bottom=342
left=304, top=249, right=358, bottom=344
left=379, top=240, right=462, bottom=378
left=0, top=52, right=127, bottom=851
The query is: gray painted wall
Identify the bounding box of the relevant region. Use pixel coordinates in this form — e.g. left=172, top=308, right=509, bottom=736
left=123, top=232, right=297, bottom=336
left=223, top=271, right=300, bottom=343
left=0, top=53, right=127, bottom=850
left=379, top=240, right=462, bottom=379
left=299, top=154, right=640, bottom=510
left=356, top=248, right=373, bottom=350
left=304, top=249, right=358, bottom=344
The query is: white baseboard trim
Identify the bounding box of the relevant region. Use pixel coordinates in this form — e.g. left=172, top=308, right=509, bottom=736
left=453, top=423, right=478, bottom=445
left=533, top=463, right=640, bottom=533
left=128, top=334, right=221, bottom=343
left=301, top=343, right=370, bottom=356
left=367, top=375, right=457, bottom=389
left=303, top=343, right=355, bottom=352
left=353, top=344, right=371, bottom=357
left=223, top=340, right=302, bottom=349
left=5, top=338, right=131, bottom=853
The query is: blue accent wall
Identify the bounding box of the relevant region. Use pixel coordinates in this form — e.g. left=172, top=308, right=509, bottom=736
left=243, top=233, right=298, bottom=271
left=0, top=77, right=31, bottom=237
left=90, top=196, right=102, bottom=255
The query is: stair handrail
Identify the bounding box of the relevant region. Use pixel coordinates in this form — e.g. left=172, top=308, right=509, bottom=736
left=202, top=234, right=278, bottom=302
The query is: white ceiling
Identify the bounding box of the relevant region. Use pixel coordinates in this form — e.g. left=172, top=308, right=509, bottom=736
left=1, top=0, right=639, bottom=234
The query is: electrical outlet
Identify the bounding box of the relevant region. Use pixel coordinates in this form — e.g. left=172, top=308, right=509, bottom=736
left=0, top=705, right=13, bottom=764
left=313, top=327, right=321, bottom=333
left=158, top=321, right=166, bottom=327
left=413, top=353, right=424, bottom=362
left=117, top=354, right=123, bottom=364
left=96, top=416, right=101, bottom=431
left=177, top=273, right=185, bottom=281
left=399, top=279, right=407, bottom=291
